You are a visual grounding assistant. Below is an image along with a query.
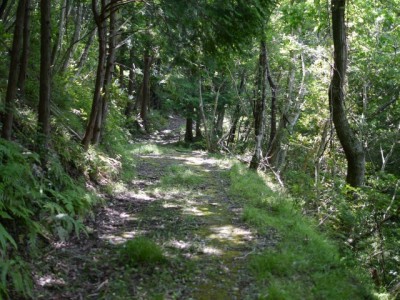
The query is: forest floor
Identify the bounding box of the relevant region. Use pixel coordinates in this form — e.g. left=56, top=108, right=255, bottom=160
left=31, top=116, right=274, bottom=299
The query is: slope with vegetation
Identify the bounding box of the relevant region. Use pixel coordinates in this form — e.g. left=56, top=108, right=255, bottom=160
left=31, top=137, right=374, bottom=299
left=0, top=0, right=399, bottom=299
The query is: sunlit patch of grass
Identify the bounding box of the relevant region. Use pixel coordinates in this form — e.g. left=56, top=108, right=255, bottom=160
left=215, top=157, right=234, bottom=170
left=130, top=143, right=165, bottom=155
left=229, top=163, right=374, bottom=299
left=229, top=164, right=277, bottom=208
left=118, top=237, right=166, bottom=267
left=150, top=186, right=193, bottom=200
left=160, top=164, right=205, bottom=187
left=242, top=207, right=270, bottom=228
left=103, top=181, right=129, bottom=195
left=120, top=165, right=136, bottom=183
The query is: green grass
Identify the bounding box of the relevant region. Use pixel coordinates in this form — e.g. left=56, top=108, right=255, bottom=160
left=129, top=143, right=166, bottom=155
left=118, top=237, right=166, bottom=267
left=228, top=163, right=375, bottom=300
left=160, top=164, right=205, bottom=187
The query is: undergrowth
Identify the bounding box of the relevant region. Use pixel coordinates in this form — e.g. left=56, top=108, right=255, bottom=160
left=118, top=237, right=166, bottom=267
left=0, top=138, right=100, bottom=298
left=0, top=70, right=151, bottom=298
left=229, top=163, right=375, bottom=299
left=0, top=108, right=134, bottom=298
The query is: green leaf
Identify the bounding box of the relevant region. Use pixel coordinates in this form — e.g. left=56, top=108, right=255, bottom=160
left=0, top=224, right=17, bottom=250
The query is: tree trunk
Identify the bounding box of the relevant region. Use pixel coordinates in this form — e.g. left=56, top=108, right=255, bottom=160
left=119, top=64, right=125, bottom=88
left=267, top=50, right=306, bottom=169
left=0, top=0, right=8, bottom=19
left=185, top=103, right=194, bottom=142
left=59, top=2, right=83, bottom=72
left=380, top=123, right=400, bottom=172
left=216, top=105, right=225, bottom=138
left=195, top=107, right=202, bottom=139
left=82, top=0, right=107, bottom=150
left=314, top=119, right=330, bottom=198
left=50, top=0, right=68, bottom=67
left=227, top=104, right=240, bottom=146
left=1, top=0, right=13, bottom=24
left=125, top=48, right=136, bottom=117
left=92, top=2, right=118, bottom=144
left=202, top=81, right=223, bottom=151
left=1, top=0, right=26, bottom=140
left=265, top=46, right=277, bottom=152
left=37, top=0, right=52, bottom=153
left=139, top=48, right=152, bottom=132
left=76, top=27, right=97, bottom=76
left=227, top=72, right=245, bottom=145
left=329, top=0, right=365, bottom=187
left=17, top=0, right=31, bottom=99
left=250, top=40, right=267, bottom=170
left=199, top=78, right=211, bottom=150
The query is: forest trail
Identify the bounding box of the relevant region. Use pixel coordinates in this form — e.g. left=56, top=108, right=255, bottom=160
left=32, top=117, right=272, bottom=299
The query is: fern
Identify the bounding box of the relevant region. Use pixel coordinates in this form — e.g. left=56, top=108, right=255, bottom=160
left=0, top=138, right=95, bottom=297
left=0, top=258, right=32, bottom=299
left=0, top=224, right=17, bottom=253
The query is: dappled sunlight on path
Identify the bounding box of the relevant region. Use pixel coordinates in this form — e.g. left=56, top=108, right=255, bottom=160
left=112, top=149, right=262, bottom=299
left=31, top=117, right=268, bottom=299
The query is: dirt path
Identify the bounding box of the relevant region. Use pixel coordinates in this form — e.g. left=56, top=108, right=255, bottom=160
left=32, top=117, right=266, bottom=299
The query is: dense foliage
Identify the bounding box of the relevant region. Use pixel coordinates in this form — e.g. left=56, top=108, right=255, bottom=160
left=0, top=0, right=399, bottom=298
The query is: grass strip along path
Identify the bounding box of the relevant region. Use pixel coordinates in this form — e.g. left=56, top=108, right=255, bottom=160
left=31, top=128, right=374, bottom=299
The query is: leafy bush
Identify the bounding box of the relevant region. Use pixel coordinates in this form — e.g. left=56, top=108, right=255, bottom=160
left=319, top=174, right=400, bottom=291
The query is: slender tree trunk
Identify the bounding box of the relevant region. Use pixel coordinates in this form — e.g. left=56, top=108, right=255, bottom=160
left=380, top=123, right=400, bottom=172
left=60, top=2, right=83, bottom=72
left=38, top=0, right=51, bottom=153
left=227, top=104, right=240, bottom=146
left=265, top=46, right=277, bottom=151
left=250, top=40, right=267, bottom=170
left=92, top=2, right=117, bottom=144
left=1, top=0, right=13, bottom=24
left=199, top=78, right=211, bottom=150
left=185, top=103, right=194, bottom=142
left=0, top=0, right=8, bottom=19
left=227, top=72, right=245, bottom=145
left=267, top=51, right=305, bottom=169
left=195, top=107, right=202, bottom=139
left=314, top=119, right=330, bottom=198
left=139, top=48, right=152, bottom=132
left=76, top=27, right=97, bottom=76
left=329, top=0, right=365, bottom=187
left=216, top=105, right=225, bottom=137
left=205, top=81, right=223, bottom=151
left=125, top=48, right=136, bottom=117
left=82, top=0, right=107, bottom=150
left=119, top=64, right=125, bottom=88
left=1, top=0, right=26, bottom=140
left=125, top=68, right=136, bottom=115
left=242, top=119, right=252, bottom=144
left=17, top=0, right=31, bottom=99
left=51, top=0, right=68, bottom=67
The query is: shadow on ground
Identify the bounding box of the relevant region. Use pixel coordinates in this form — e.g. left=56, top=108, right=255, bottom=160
left=31, top=117, right=276, bottom=299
